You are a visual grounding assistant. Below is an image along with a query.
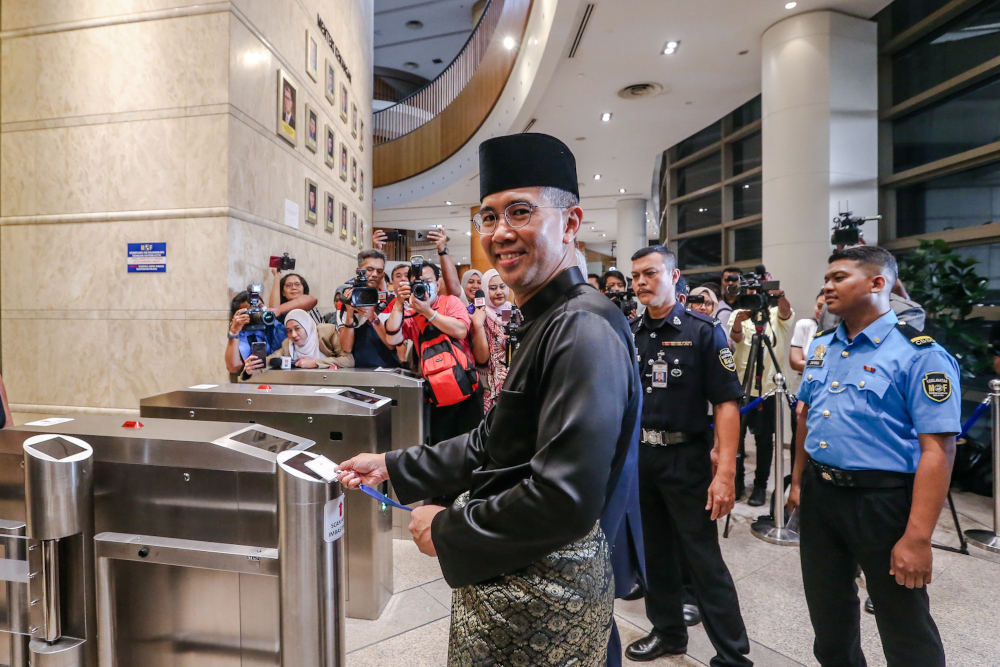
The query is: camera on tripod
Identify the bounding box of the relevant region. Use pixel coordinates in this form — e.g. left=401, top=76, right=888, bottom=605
left=728, top=265, right=780, bottom=314
left=244, top=284, right=275, bottom=331
left=831, top=209, right=881, bottom=246
left=408, top=255, right=435, bottom=302
left=349, top=268, right=380, bottom=308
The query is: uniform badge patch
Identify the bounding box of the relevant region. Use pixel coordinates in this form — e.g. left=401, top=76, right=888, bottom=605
left=911, top=336, right=935, bottom=346
left=922, top=372, right=952, bottom=402
left=813, top=344, right=827, bottom=359
left=672, top=316, right=682, bottom=326
left=719, top=348, right=736, bottom=372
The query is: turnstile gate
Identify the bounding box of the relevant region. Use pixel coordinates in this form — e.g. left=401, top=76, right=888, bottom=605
left=139, top=383, right=393, bottom=620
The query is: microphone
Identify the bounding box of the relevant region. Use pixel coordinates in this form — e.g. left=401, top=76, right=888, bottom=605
left=474, top=289, right=486, bottom=308
left=269, top=357, right=283, bottom=370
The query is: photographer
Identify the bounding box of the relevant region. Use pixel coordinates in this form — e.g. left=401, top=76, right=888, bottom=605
left=600, top=269, right=627, bottom=294
left=728, top=274, right=793, bottom=506
left=338, top=249, right=402, bottom=369
left=602, top=269, right=638, bottom=319
left=225, top=288, right=317, bottom=375
left=717, top=267, right=741, bottom=337
left=269, top=269, right=323, bottom=324
left=383, top=260, right=483, bottom=446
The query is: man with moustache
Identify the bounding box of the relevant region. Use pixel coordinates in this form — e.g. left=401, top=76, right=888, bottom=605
left=338, top=133, right=643, bottom=667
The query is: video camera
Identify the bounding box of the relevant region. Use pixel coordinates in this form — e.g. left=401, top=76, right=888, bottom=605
left=269, top=252, right=296, bottom=271
left=408, top=255, right=435, bottom=302
left=244, top=284, right=275, bottom=331
left=831, top=209, right=881, bottom=246
left=605, top=286, right=638, bottom=316
left=728, top=264, right=781, bottom=314
left=349, top=268, right=382, bottom=308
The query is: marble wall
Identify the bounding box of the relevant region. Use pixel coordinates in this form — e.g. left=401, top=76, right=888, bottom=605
left=0, top=0, right=374, bottom=419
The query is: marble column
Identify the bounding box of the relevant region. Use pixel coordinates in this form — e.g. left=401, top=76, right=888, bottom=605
left=0, top=0, right=373, bottom=421
left=615, top=198, right=648, bottom=278
left=761, top=10, right=878, bottom=319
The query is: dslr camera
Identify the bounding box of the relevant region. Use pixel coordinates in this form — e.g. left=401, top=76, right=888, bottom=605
left=349, top=268, right=380, bottom=308
left=269, top=252, right=296, bottom=271
left=408, top=255, right=434, bottom=301
left=728, top=265, right=780, bottom=315
left=244, top=284, right=275, bottom=331
left=831, top=209, right=881, bottom=246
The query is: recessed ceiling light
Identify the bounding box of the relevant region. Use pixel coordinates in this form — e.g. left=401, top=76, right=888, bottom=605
left=589, top=226, right=596, bottom=230
left=503, top=36, right=515, bottom=50
left=594, top=174, right=601, bottom=180
left=601, top=112, right=612, bottom=122
left=465, top=231, right=472, bottom=236
left=785, top=2, right=797, bottom=8
left=662, top=40, right=680, bottom=55
left=445, top=200, right=453, bottom=205
left=667, top=41, right=679, bottom=49
left=601, top=233, right=607, bottom=237
left=743, top=184, right=751, bottom=189
left=619, top=188, right=626, bottom=194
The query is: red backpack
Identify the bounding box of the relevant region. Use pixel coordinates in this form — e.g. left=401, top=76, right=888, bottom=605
left=416, top=320, right=479, bottom=407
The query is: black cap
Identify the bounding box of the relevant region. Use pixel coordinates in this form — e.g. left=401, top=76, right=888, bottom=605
left=479, top=133, right=578, bottom=201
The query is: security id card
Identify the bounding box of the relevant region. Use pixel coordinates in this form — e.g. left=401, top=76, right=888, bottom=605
left=652, top=363, right=669, bottom=388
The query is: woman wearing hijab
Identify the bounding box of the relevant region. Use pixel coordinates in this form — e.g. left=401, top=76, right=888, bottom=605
left=263, top=309, right=354, bottom=369
left=460, top=269, right=483, bottom=307
left=470, top=269, right=511, bottom=411
left=688, top=285, right=719, bottom=318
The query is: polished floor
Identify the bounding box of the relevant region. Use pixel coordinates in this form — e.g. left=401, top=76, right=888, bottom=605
left=347, top=453, right=1000, bottom=666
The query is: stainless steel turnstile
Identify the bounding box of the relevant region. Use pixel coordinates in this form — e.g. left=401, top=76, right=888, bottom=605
left=244, top=369, right=429, bottom=542
left=139, top=384, right=393, bottom=620
left=0, top=415, right=345, bottom=667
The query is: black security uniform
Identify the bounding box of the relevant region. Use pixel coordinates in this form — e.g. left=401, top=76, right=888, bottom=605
left=630, top=301, right=752, bottom=667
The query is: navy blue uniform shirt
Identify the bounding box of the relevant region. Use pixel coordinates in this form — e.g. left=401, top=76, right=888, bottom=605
left=631, top=301, right=745, bottom=433
left=798, top=310, right=961, bottom=473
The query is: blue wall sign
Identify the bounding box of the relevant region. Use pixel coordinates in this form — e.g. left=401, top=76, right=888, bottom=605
left=128, top=243, right=167, bottom=273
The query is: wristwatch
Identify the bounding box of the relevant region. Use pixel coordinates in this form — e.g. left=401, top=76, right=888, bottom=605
left=228, top=331, right=240, bottom=340
left=438, top=247, right=449, bottom=256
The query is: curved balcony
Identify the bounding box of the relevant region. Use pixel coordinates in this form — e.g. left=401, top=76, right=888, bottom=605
left=373, top=0, right=533, bottom=188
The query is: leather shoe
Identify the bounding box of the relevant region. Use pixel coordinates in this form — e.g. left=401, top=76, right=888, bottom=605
left=747, top=485, right=767, bottom=507
left=864, top=596, right=874, bottom=614
left=683, top=603, right=701, bottom=626
left=621, top=582, right=644, bottom=601
left=625, top=632, right=686, bottom=662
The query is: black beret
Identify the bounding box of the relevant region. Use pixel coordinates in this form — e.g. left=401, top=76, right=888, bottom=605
left=479, top=133, right=578, bottom=201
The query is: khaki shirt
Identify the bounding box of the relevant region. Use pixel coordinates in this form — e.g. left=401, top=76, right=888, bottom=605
left=728, top=306, right=795, bottom=396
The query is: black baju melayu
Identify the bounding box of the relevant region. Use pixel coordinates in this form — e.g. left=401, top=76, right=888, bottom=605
left=386, top=267, right=642, bottom=667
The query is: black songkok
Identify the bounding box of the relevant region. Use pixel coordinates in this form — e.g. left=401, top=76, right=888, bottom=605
left=479, top=133, right=579, bottom=201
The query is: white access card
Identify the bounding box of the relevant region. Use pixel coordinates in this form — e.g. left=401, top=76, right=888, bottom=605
left=305, top=455, right=340, bottom=482
left=25, top=417, right=75, bottom=427
left=189, top=384, right=219, bottom=389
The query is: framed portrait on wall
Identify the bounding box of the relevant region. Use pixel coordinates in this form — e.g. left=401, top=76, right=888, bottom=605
left=359, top=169, right=364, bottom=201
left=351, top=103, right=358, bottom=139
left=325, top=60, right=336, bottom=104
left=306, top=31, right=319, bottom=81
left=305, top=105, right=318, bottom=153
left=351, top=157, right=357, bottom=192
left=276, top=69, right=297, bottom=146
left=359, top=219, right=365, bottom=249
left=339, top=143, right=349, bottom=181
left=325, top=125, right=336, bottom=168
left=340, top=203, right=349, bottom=238
left=325, top=192, right=336, bottom=233
left=340, top=83, right=349, bottom=122
left=351, top=212, right=358, bottom=245
left=305, top=178, right=318, bottom=225
left=359, top=119, right=364, bottom=152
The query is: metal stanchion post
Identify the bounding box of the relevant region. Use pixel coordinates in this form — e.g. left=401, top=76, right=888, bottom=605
left=965, top=379, right=1000, bottom=553
left=751, top=374, right=800, bottom=546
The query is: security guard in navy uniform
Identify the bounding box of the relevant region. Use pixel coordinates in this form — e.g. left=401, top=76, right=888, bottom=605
left=625, top=246, right=753, bottom=667
left=789, top=246, right=960, bottom=667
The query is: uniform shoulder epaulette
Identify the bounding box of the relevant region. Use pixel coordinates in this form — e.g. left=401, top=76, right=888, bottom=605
left=686, top=309, right=720, bottom=326
left=813, top=327, right=836, bottom=338
left=895, top=321, right=936, bottom=347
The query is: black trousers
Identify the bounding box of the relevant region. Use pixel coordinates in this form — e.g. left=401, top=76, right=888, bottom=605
left=800, top=463, right=945, bottom=667
left=639, top=441, right=752, bottom=667
left=742, top=395, right=776, bottom=489
left=429, top=389, right=484, bottom=445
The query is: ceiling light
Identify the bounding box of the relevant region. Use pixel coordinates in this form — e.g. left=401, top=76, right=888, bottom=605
left=403, top=61, right=419, bottom=69
left=662, top=40, right=680, bottom=55
left=619, top=188, right=626, bottom=194
left=503, top=36, right=515, bottom=50
left=465, top=231, right=472, bottom=236
left=594, top=174, right=601, bottom=180
left=445, top=200, right=453, bottom=205
left=743, top=184, right=750, bottom=189
left=601, top=112, right=612, bottom=122
left=666, top=41, right=679, bottom=49
left=601, top=233, right=607, bottom=237
left=785, top=1, right=797, bottom=8
left=589, top=226, right=596, bottom=230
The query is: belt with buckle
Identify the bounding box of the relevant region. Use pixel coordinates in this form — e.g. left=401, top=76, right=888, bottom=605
left=808, top=460, right=913, bottom=489
left=641, top=429, right=693, bottom=446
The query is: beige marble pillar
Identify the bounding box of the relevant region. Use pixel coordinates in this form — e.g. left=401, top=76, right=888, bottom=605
left=0, top=0, right=374, bottom=420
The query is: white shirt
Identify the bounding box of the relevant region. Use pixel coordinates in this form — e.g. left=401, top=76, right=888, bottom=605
left=789, top=318, right=818, bottom=393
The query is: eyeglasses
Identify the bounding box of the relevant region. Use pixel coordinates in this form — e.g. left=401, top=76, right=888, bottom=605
left=284, top=281, right=303, bottom=288
left=473, top=201, right=568, bottom=234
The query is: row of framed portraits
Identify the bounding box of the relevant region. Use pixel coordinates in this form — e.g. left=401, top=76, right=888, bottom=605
left=278, top=68, right=364, bottom=203
left=304, top=179, right=365, bottom=247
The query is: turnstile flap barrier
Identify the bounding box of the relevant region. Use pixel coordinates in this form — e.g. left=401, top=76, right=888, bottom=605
left=0, top=527, right=30, bottom=637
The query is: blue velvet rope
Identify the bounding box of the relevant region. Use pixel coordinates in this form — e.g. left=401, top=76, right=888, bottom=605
left=958, top=398, right=990, bottom=441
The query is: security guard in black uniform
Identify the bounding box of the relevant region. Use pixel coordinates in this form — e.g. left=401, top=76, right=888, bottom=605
left=789, top=246, right=960, bottom=667
left=625, top=246, right=753, bottom=667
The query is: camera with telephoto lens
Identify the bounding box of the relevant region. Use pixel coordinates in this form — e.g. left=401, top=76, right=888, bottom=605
left=605, top=285, right=638, bottom=316
left=831, top=209, right=881, bottom=246
left=244, top=284, right=275, bottom=331
left=727, top=265, right=780, bottom=315
left=408, top=255, right=434, bottom=301
left=349, top=268, right=380, bottom=308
